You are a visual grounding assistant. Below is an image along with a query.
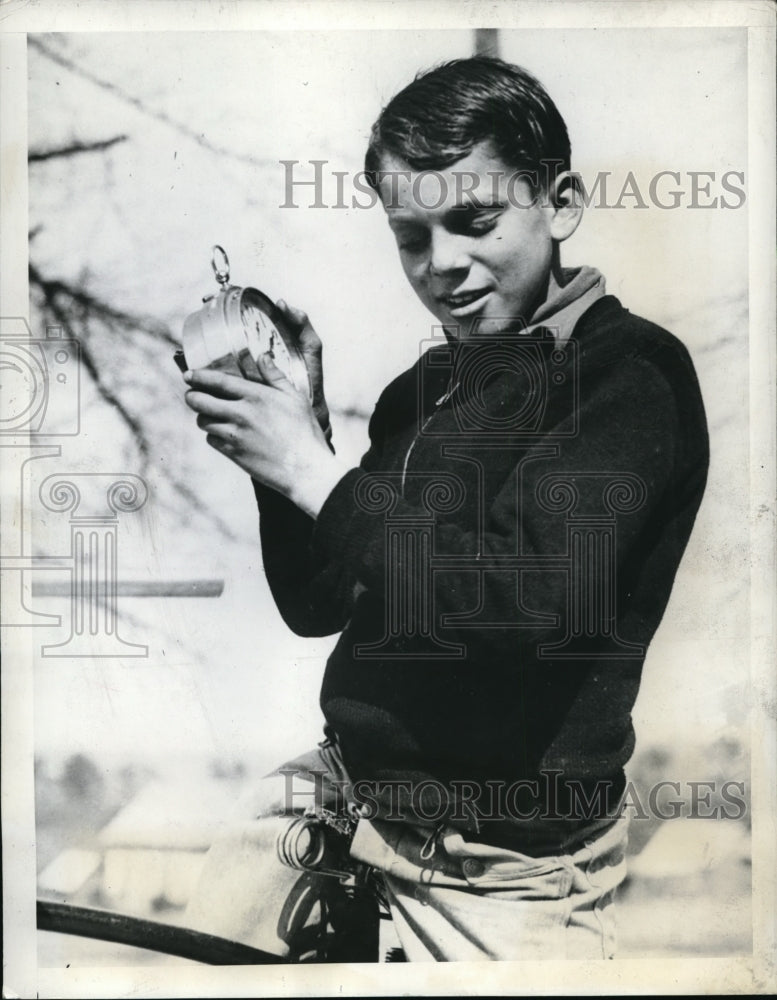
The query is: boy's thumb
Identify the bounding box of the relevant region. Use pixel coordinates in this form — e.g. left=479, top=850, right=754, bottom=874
left=256, top=350, right=290, bottom=389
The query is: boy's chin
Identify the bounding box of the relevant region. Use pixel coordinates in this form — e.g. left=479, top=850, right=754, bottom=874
left=442, top=314, right=530, bottom=341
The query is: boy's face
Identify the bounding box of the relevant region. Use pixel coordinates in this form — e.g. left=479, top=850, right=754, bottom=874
left=379, top=142, right=563, bottom=338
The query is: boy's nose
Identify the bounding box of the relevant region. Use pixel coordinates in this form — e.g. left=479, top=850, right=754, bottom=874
left=428, top=230, right=471, bottom=275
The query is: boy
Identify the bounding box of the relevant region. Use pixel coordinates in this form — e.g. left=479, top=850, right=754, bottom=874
left=183, top=57, right=709, bottom=961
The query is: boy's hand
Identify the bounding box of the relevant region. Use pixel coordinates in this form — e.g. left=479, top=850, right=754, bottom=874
left=275, top=300, right=330, bottom=433
left=183, top=355, right=349, bottom=518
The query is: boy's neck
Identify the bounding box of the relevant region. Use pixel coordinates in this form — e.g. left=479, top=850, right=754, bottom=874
left=543, top=248, right=568, bottom=305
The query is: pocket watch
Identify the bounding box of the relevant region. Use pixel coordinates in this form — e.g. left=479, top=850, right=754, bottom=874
left=175, top=245, right=311, bottom=399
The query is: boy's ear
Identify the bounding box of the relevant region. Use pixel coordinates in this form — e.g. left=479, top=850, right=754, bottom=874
left=548, top=171, right=584, bottom=242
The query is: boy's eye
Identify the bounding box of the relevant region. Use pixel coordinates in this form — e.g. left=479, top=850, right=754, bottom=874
left=451, top=209, right=501, bottom=236
left=393, top=207, right=502, bottom=253
left=469, top=216, right=499, bottom=234
left=396, top=230, right=429, bottom=253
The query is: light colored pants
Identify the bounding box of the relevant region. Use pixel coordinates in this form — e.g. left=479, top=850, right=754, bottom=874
left=184, top=740, right=629, bottom=962
left=350, top=811, right=628, bottom=961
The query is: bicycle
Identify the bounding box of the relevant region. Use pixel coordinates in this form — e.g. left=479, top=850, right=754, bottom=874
left=37, top=809, right=404, bottom=965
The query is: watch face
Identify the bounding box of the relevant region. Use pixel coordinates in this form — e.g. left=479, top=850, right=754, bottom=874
left=241, top=298, right=294, bottom=378
left=239, top=290, right=309, bottom=396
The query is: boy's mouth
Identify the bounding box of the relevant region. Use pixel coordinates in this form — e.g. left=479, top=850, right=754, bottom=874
left=441, top=288, right=491, bottom=316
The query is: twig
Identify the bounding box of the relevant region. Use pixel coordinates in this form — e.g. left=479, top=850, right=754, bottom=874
left=29, top=37, right=276, bottom=171
left=28, top=262, right=179, bottom=348
left=30, top=271, right=152, bottom=465
left=29, top=136, right=129, bottom=163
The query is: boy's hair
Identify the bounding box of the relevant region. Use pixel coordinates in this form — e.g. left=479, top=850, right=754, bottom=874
left=364, top=56, right=571, bottom=197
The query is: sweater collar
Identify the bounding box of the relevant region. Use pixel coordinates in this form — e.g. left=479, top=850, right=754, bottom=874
left=525, top=266, right=606, bottom=345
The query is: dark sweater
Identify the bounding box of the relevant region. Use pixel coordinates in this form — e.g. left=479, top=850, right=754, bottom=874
left=255, top=295, right=709, bottom=851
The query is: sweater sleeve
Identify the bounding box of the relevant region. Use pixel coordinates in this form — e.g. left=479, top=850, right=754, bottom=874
left=254, top=399, right=387, bottom=637
left=311, top=354, right=703, bottom=654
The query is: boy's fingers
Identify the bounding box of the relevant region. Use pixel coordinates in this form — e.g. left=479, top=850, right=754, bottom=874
left=184, top=389, right=241, bottom=419
left=196, top=414, right=238, bottom=435
left=276, top=301, right=321, bottom=355
left=297, top=326, right=321, bottom=353
left=206, top=432, right=236, bottom=453
left=276, top=299, right=310, bottom=330
left=201, top=424, right=240, bottom=447
left=183, top=367, right=248, bottom=399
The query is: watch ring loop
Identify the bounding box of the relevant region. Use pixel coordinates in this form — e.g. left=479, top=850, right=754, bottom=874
left=211, top=244, right=230, bottom=286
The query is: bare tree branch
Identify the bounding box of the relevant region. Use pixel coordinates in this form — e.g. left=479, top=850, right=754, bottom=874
left=29, top=37, right=276, bottom=170
left=29, top=135, right=129, bottom=163
left=28, top=261, right=179, bottom=349
left=29, top=262, right=152, bottom=464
